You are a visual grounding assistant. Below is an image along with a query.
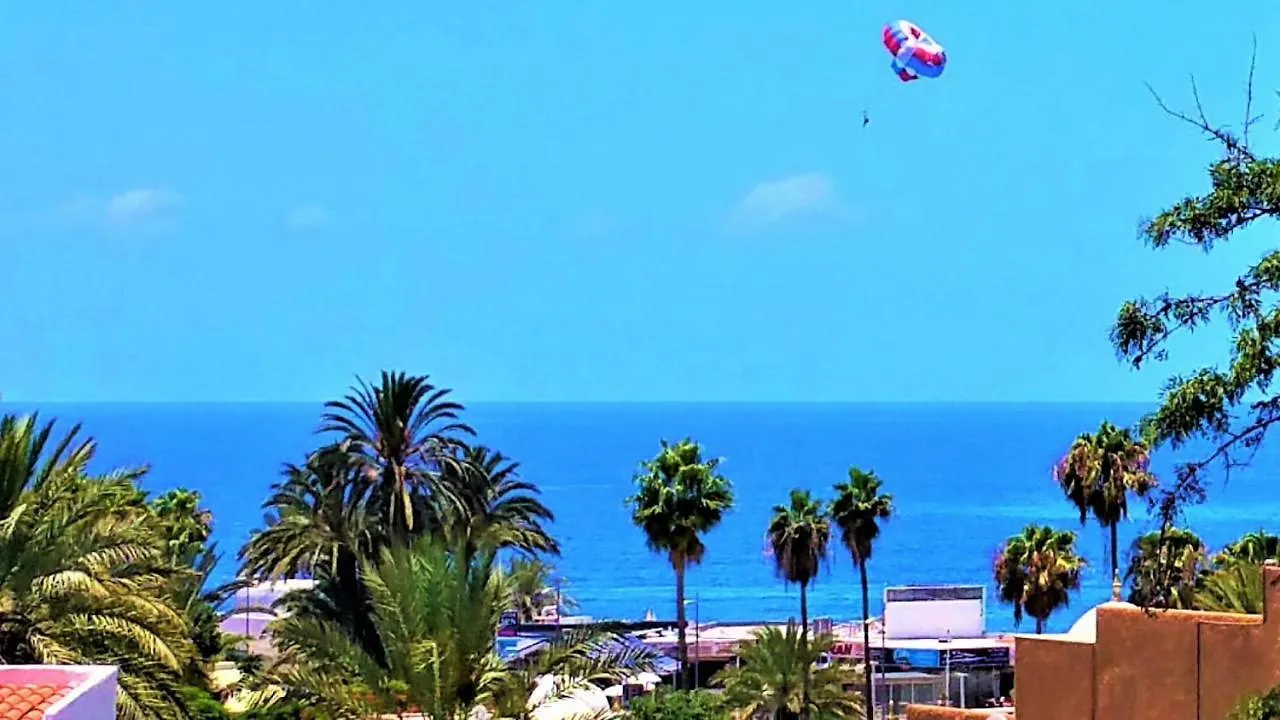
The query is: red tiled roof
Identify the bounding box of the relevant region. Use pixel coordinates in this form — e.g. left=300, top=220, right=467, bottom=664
left=0, top=684, right=69, bottom=720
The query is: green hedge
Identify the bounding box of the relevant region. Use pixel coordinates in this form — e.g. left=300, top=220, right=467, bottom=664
left=629, top=690, right=728, bottom=720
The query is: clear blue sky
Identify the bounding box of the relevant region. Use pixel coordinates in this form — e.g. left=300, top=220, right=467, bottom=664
left=0, top=2, right=1276, bottom=403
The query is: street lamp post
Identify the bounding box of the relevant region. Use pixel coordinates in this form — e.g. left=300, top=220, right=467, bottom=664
left=942, top=630, right=952, bottom=707
left=684, top=597, right=701, bottom=688
left=880, top=623, right=888, bottom=719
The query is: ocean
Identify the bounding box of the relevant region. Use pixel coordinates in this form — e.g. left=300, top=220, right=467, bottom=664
left=5, top=401, right=1277, bottom=634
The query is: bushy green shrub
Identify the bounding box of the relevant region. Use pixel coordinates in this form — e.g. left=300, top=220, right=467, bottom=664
left=629, top=690, right=728, bottom=720
left=1229, top=685, right=1280, bottom=720
left=181, top=686, right=231, bottom=720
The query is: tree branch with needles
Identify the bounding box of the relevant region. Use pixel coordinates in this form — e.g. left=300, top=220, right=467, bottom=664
left=1119, top=51, right=1280, bottom=533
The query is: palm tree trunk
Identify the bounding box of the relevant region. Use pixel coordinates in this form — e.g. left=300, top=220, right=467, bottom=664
left=800, top=581, right=810, bottom=720
left=1035, top=617, right=1044, bottom=634
left=859, top=561, right=874, bottom=720
left=675, top=560, right=689, bottom=691
left=337, top=547, right=386, bottom=667
left=1110, top=522, right=1120, bottom=587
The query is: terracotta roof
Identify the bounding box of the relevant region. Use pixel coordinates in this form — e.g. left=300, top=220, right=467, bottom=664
left=0, top=683, right=69, bottom=719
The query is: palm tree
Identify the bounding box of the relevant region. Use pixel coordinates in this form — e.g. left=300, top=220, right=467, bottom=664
left=447, top=446, right=559, bottom=557
left=1197, top=562, right=1265, bottom=614
left=320, top=371, right=475, bottom=541
left=1054, top=421, right=1157, bottom=585
left=150, top=488, right=214, bottom=568
left=239, top=444, right=379, bottom=581
left=505, top=556, right=575, bottom=624
left=993, top=524, right=1085, bottom=633
left=627, top=439, right=734, bottom=691
left=766, top=489, right=830, bottom=719
left=714, top=624, right=864, bottom=720
left=1217, top=530, right=1280, bottom=566
left=272, top=537, right=648, bottom=719
left=0, top=414, right=196, bottom=720
left=1124, top=528, right=1206, bottom=609
left=272, top=538, right=507, bottom=718
left=239, top=444, right=385, bottom=662
left=149, top=489, right=247, bottom=684
left=829, top=467, right=892, bottom=720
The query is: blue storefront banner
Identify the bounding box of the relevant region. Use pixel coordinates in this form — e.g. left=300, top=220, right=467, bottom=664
left=866, top=646, right=1010, bottom=669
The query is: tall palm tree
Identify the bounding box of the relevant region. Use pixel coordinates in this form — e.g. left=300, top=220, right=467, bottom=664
left=1054, top=420, right=1157, bottom=585
left=993, top=524, right=1085, bottom=633
left=766, top=489, right=830, bottom=720
left=321, top=371, right=475, bottom=541
left=446, top=446, right=559, bottom=557
left=1217, top=530, right=1280, bottom=566
left=627, top=439, right=734, bottom=691
left=829, top=467, right=892, bottom=720
left=0, top=414, right=196, bottom=720
left=1124, top=528, right=1206, bottom=609
left=714, top=624, right=864, bottom=720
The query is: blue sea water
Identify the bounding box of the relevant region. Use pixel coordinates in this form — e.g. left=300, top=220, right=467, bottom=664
left=6, top=401, right=1278, bottom=634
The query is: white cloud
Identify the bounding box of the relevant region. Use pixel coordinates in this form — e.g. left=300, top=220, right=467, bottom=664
left=107, top=188, right=180, bottom=224
left=284, top=203, right=331, bottom=230
left=63, top=188, right=182, bottom=230
left=730, top=172, right=836, bottom=229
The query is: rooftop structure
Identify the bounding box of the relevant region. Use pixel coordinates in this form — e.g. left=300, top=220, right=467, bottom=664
left=0, top=666, right=118, bottom=720
left=884, top=585, right=986, bottom=640
left=906, top=564, right=1280, bottom=719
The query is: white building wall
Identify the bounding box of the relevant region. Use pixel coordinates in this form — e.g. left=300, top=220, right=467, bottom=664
left=884, top=599, right=984, bottom=639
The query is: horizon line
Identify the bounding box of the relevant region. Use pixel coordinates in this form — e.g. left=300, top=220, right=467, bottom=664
left=0, top=399, right=1160, bottom=406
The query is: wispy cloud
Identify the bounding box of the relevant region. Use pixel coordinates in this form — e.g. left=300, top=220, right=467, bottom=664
left=729, top=172, right=838, bottom=231
left=284, top=203, right=331, bottom=231
left=63, top=188, right=182, bottom=231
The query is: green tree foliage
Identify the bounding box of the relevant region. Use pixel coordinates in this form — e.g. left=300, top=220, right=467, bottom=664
left=993, top=525, right=1085, bottom=633
left=241, top=371, right=558, bottom=668
left=628, top=438, right=734, bottom=691
left=504, top=556, right=575, bottom=623
left=0, top=415, right=202, bottom=720
left=491, top=627, right=656, bottom=720
left=1109, top=80, right=1280, bottom=526
left=829, top=467, right=892, bottom=720
left=629, top=690, right=728, bottom=720
left=1125, top=528, right=1207, bottom=609
left=319, top=371, right=474, bottom=540
left=713, top=624, right=864, bottom=720
left=241, top=445, right=385, bottom=664
left=445, top=445, right=558, bottom=557
left=1228, top=682, right=1280, bottom=720
left=272, top=537, right=649, bottom=719
left=272, top=539, right=508, bottom=718
left=149, top=489, right=245, bottom=685
left=766, top=489, right=830, bottom=720
left=1054, top=421, right=1157, bottom=582
left=1197, top=560, right=1265, bottom=614
left=1217, top=530, right=1280, bottom=565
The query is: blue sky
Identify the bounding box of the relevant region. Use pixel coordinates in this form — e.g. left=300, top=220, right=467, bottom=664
left=0, top=2, right=1277, bottom=403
